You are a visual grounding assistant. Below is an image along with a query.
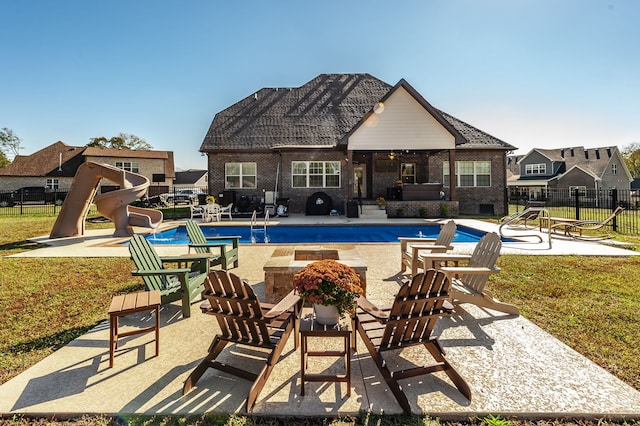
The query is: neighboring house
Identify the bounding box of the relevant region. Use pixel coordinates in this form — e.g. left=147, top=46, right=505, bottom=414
left=507, top=146, right=633, bottom=200
left=173, top=169, right=208, bottom=191
left=0, top=141, right=175, bottom=196
left=200, top=73, right=516, bottom=216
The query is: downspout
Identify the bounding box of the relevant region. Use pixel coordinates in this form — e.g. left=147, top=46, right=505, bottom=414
left=448, top=149, right=456, bottom=201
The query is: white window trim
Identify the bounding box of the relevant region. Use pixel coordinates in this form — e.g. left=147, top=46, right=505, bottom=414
left=525, top=163, right=546, bottom=175
left=225, top=162, right=257, bottom=189
left=45, top=178, right=59, bottom=190
left=291, top=161, right=341, bottom=188
left=443, top=161, right=491, bottom=187
left=568, top=186, right=587, bottom=196
left=115, top=161, right=139, bottom=173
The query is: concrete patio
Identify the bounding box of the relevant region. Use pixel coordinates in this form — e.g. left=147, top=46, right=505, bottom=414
left=1, top=215, right=639, bottom=420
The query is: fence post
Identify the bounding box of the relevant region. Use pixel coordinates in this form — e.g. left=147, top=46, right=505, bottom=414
left=574, top=188, right=580, bottom=220
left=610, top=189, right=618, bottom=232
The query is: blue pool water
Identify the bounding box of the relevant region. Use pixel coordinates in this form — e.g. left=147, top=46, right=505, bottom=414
left=145, top=224, right=493, bottom=244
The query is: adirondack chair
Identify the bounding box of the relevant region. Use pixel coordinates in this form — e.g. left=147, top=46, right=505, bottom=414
left=353, top=269, right=471, bottom=414
left=128, top=234, right=211, bottom=318
left=185, top=220, right=240, bottom=270
left=183, top=270, right=301, bottom=412
left=398, top=220, right=456, bottom=276
left=422, top=232, right=519, bottom=315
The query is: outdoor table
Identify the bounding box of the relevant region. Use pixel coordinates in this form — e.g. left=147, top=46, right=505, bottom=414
left=299, top=312, right=352, bottom=398
left=108, top=290, right=160, bottom=368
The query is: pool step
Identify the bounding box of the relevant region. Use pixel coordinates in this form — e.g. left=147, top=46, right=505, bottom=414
left=360, top=204, right=388, bottom=219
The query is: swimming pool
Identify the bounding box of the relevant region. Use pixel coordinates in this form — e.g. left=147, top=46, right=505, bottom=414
left=146, top=224, right=494, bottom=244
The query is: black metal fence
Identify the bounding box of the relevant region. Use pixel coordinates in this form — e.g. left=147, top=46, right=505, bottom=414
left=508, top=188, right=639, bottom=235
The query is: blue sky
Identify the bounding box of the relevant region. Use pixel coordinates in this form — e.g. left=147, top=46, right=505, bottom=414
left=1, top=0, right=639, bottom=170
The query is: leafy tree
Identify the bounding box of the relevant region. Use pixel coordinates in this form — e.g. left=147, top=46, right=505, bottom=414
left=87, top=133, right=152, bottom=150
left=621, top=142, right=640, bottom=178
left=0, top=127, right=22, bottom=159
left=0, top=150, right=9, bottom=167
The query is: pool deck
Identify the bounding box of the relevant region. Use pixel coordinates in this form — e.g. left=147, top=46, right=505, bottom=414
left=1, top=214, right=640, bottom=420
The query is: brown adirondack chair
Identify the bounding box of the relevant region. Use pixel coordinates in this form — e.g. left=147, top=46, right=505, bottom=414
left=128, top=234, right=211, bottom=318
left=185, top=220, right=240, bottom=270
left=422, top=232, right=519, bottom=315
left=398, top=220, right=456, bottom=276
left=353, top=269, right=471, bottom=414
left=183, top=270, right=301, bottom=412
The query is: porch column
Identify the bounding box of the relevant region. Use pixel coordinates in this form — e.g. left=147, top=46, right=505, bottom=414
left=448, top=149, right=456, bottom=200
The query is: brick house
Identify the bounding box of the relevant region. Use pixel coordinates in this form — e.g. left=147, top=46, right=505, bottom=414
left=200, top=74, right=515, bottom=216
left=0, top=141, right=175, bottom=196
left=507, top=146, right=632, bottom=200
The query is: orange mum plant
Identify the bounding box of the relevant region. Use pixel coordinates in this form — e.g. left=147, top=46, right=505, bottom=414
left=293, top=259, right=363, bottom=316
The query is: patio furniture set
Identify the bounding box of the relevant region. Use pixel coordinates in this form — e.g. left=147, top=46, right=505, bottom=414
left=114, top=220, right=519, bottom=413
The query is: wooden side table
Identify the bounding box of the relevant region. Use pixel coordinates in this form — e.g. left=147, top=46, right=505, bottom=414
left=300, top=315, right=351, bottom=397
left=108, top=290, right=161, bottom=368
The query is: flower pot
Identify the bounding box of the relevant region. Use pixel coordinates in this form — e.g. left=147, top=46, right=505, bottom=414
left=313, top=303, right=340, bottom=325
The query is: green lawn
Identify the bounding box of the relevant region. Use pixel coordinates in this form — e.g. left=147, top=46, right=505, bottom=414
left=1, top=216, right=639, bottom=425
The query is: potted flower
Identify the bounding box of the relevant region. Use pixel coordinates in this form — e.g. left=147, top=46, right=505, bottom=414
left=206, top=195, right=215, bottom=204
left=376, top=196, right=386, bottom=210
left=293, top=259, right=363, bottom=325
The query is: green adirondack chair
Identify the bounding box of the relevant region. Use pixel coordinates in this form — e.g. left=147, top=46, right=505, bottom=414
left=185, top=220, right=240, bottom=270
left=128, top=234, right=211, bottom=318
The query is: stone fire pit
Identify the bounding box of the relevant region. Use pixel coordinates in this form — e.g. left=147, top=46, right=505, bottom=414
left=263, top=246, right=367, bottom=304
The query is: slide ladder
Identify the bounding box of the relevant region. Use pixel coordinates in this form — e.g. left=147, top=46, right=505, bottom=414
left=50, top=161, right=163, bottom=238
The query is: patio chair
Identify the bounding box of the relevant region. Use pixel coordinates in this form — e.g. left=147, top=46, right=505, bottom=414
left=553, top=206, right=624, bottom=239
left=190, top=205, right=206, bottom=221
left=219, top=203, right=233, bottom=220
left=353, top=269, right=471, bottom=414
left=500, top=201, right=545, bottom=228
left=128, top=234, right=211, bottom=318
left=422, top=232, right=519, bottom=315
left=399, top=220, right=456, bottom=276
left=183, top=270, right=301, bottom=412
left=203, top=203, right=221, bottom=222
left=185, top=220, right=240, bottom=269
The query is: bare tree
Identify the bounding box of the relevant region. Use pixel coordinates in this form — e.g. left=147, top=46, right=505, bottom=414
left=87, top=133, right=152, bottom=150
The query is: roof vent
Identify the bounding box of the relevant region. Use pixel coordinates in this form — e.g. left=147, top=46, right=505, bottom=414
left=595, top=149, right=600, bottom=159
left=254, top=93, right=258, bottom=100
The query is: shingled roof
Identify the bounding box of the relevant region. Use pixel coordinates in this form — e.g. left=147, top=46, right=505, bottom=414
left=0, top=141, right=85, bottom=177
left=532, top=146, right=623, bottom=178
left=200, top=73, right=515, bottom=152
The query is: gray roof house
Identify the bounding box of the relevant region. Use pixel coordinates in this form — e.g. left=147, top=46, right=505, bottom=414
left=200, top=73, right=515, bottom=216
left=507, top=146, right=633, bottom=200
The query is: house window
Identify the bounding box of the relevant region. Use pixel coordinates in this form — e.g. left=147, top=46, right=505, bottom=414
left=225, top=162, right=256, bottom=189
left=568, top=186, right=586, bottom=196
left=401, top=163, right=415, bottom=184
left=611, top=164, right=617, bottom=175
left=45, top=178, right=59, bottom=190
left=115, top=161, right=139, bottom=173
left=292, top=161, right=340, bottom=188
left=525, top=163, right=546, bottom=175
left=443, top=161, right=491, bottom=187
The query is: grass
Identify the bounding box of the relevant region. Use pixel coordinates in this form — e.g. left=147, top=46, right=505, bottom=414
left=0, top=215, right=639, bottom=425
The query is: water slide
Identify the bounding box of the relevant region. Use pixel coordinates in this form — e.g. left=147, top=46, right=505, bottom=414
left=50, top=161, right=163, bottom=238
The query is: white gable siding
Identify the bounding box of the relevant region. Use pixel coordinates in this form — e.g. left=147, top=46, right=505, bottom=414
left=348, top=87, right=455, bottom=150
